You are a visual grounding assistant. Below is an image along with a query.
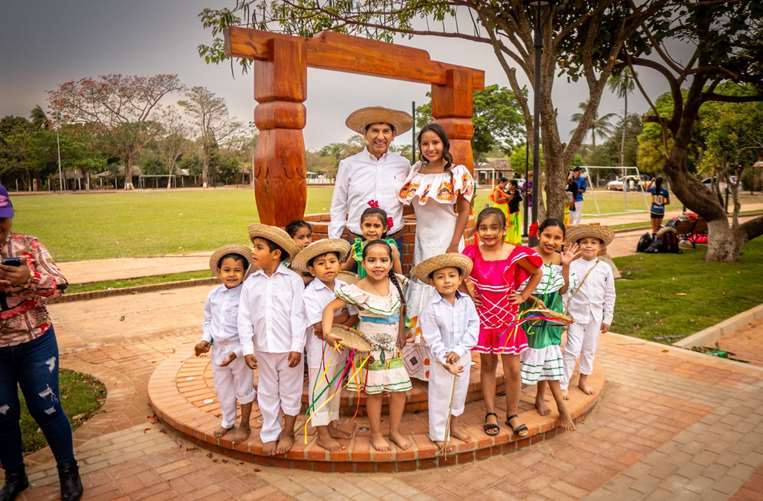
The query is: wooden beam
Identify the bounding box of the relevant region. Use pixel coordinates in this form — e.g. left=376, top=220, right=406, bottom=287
left=225, top=27, right=484, bottom=90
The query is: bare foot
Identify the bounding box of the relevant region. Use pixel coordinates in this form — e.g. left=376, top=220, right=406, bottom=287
left=316, top=433, right=344, bottom=452
left=219, top=352, right=237, bottom=367
left=275, top=431, right=295, bottom=455
left=450, top=426, right=471, bottom=442
left=389, top=432, right=411, bottom=451
left=228, top=425, right=251, bottom=443
left=262, top=440, right=277, bottom=455
left=535, top=395, right=550, bottom=416
left=329, top=420, right=355, bottom=439
left=561, top=389, right=569, bottom=400
left=370, top=433, right=390, bottom=452
left=559, top=410, right=576, bottom=432
left=214, top=425, right=233, bottom=438
left=433, top=440, right=455, bottom=454
left=578, top=382, right=595, bottom=395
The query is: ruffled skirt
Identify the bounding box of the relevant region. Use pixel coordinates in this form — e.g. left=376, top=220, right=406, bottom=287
left=520, top=345, right=564, bottom=384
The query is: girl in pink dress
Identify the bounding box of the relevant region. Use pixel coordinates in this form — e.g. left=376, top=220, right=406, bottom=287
left=463, top=207, right=543, bottom=437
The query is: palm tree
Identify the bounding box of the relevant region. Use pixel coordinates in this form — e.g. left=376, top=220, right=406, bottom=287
left=571, top=101, right=616, bottom=149
left=608, top=68, right=636, bottom=166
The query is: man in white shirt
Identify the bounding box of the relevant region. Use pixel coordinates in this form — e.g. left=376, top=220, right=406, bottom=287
left=328, top=106, right=413, bottom=252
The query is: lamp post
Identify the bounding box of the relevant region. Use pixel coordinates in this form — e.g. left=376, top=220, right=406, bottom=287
left=526, top=0, right=549, bottom=246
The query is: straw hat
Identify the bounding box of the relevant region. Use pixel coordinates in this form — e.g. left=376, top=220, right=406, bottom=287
left=566, top=223, right=614, bottom=246
left=337, top=271, right=359, bottom=285
left=209, top=244, right=252, bottom=275
left=410, top=253, right=473, bottom=284
left=290, top=239, right=351, bottom=273
left=247, top=224, right=300, bottom=259
left=345, top=106, right=413, bottom=135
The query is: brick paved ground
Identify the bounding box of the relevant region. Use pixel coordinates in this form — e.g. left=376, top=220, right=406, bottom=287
left=5, top=321, right=763, bottom=500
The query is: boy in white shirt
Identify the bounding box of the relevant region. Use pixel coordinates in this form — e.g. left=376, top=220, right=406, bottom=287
left=195, top=245, right=255, bottom=443
left=562, top=224, right=616, bottom=399
left=238, top=225, right=306, bottom=456
left=291, top=239, right=358, bottom=452
left=411, top=253, right=479, bottom=452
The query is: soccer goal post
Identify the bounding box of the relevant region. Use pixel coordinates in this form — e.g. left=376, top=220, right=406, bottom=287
left=580, top=165, right=651, bottom=216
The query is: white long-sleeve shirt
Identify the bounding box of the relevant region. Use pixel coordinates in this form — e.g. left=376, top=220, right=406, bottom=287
left=237, top=264, right=307, bottom=355
left=303, top=278, right=357, bottom=369
left=201, top=284, right=244, bottom=345
left=419, top=292, right=479, bottom=365
left=567, top=258, right=616, bottom=326
left=328, top=148, right=410, bottom=238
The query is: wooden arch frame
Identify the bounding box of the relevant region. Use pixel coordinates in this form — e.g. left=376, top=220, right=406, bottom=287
left=225, top=27, right=485, bottom=226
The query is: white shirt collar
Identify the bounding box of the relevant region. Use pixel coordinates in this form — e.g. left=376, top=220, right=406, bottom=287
left=431, top=290, right=463, bottom=305
left=363, top=147, right=389, bottom=162
left=252, top=262, right=290, bottom=278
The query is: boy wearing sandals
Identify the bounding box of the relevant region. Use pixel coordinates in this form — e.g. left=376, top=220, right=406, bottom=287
left=412, top=253, right=479, bottom=452
left=561, top=224, right=616, bottom=399
left=238, top=224, right=307, bottom=456
left=291, top=239, right=358, bottom=452
left=195, top=245, right=256, bottom=443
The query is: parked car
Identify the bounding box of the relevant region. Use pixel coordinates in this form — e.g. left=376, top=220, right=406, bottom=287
left=606, top=175, right=648, bottom=191
left=701, top=176, right=728, bottom=193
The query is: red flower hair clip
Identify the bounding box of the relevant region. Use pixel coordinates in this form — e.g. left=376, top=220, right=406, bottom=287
left=367, top=200, right=380, bottom=208
left=387, top=216, right=394, bottom=229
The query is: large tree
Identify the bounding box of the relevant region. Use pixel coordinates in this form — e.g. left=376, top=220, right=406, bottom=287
left=415, top=84, right=525, bottom=161
left=178, top=86, right=242, bottom=188
left=624, top=0, right=763, bottom=261
left=48, top=74, right=184, bottom=189
left=198, top=0, right=668, bottom=219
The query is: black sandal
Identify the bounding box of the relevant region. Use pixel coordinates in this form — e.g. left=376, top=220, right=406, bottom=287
left=506, top=414, right=529, bottom=438
left=483, top=412, right=500, bottom=436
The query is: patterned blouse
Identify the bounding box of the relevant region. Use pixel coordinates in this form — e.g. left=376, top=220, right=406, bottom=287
left=0, top=233, right=67, bottom=348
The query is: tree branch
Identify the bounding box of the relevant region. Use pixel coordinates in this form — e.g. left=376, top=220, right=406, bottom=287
left=630, top=56, right=682, bottom=134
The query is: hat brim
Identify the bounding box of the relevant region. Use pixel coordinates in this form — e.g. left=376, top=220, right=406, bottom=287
left=337, top=271, right=359, bottom=285
left=209, top=244, right=252, bottom=275
left=566, top=224, right=614, bottom=246
left=410, top=253, right=473, bottom=284
left=291, top=239, right=351, bottom=273
left=247, top=224, right=300, bottom=259
left=346, top=107, right=413, bottom=135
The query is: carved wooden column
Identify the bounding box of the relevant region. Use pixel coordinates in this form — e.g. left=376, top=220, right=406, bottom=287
left=252, top=38, right=307, bottom=226
left=431, top=68, right=475, bottom=173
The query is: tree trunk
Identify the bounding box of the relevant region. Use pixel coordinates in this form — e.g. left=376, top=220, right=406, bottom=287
left=202, top=141, right=210, bottom=189
left=124, top=152, right=134, bottom=190
left=620, top=90, right=628, bottom=166
left=705, top=219, right=743, bottom=262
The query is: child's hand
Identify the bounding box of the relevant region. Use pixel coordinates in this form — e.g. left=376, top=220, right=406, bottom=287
left=445, top=352, right=459, bottom=364
left=509, top=291, right=528, bottom=305
left=194, top=341, right=210, bottom=357
left=325, top=330, right=342, bottom=349
left=244, top=354, right=258, bottom=369
left=313, top=323, right=324, bottom=337
left=600, top=323, right=610, bottom=334
left=444, top=363, right=464, bottom=376
left=561, top=243, right=581, bottom=266
left=287, top=351, right=302, bottom=367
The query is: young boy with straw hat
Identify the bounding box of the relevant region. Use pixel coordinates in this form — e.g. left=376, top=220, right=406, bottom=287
left=237, top=224, right=306, bottom=456
left=291, top=238, right=359, bottom=452
left=410, top=253, right=479, bottom=452
left=195, top=244, right=256, bottom=443
left=561, top=223, right=616, bottom=399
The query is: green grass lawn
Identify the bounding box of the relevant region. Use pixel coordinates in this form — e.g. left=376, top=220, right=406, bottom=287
left=20, top=369, right=106, bottom=453
left=612, top=238, right=763, bottom=343
left=13, top=187, right=763, bottom=262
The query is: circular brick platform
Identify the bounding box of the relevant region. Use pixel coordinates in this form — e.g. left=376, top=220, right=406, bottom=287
left=148, top=351, right=603, bottom=471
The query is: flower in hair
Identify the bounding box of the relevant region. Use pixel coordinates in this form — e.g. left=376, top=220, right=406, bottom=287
left=367, top=200, right=380, bottom=208
left=387, top=216, right=394, bottom=229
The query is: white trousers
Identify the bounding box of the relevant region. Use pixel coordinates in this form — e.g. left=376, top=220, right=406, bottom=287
left=212, top=350, right=256, bottom=429
left=561, top=320, right=600, bottom=390
left=256, top=351, right=304, bottom=443
left=307, top=363, right=344, bottom=427
left=428, top=353, right=470, bottom=442
left=571, top=201, right=584, bottom=225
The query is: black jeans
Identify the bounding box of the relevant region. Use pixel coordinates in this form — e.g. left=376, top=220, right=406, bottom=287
left=0, top=327, right=75, bottom=470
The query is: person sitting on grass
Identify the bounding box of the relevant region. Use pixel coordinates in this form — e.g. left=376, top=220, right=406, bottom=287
left=238, top=224, right=306, bottom=456
left=194, top=245, right=256, bottom=443
left=411, top=253, right=478, bottom=453
left=291, top=239, right=358, bottom=452
left=561, top=223, right=616, bottom=399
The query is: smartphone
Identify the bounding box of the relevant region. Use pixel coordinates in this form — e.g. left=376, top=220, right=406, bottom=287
left=2, top=257, right=22, bottom=267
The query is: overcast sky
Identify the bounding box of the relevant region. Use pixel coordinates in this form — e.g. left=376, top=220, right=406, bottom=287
left=1, top=0, right=686, bottom=151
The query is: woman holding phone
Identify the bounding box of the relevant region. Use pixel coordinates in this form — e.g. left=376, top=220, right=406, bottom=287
left=0, top=185, right=82, bottom=501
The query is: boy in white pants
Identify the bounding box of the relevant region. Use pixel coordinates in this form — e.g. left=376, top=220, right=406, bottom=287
left=562, top=224, right=616, bottom=399
left=412, top=253, right=479, bottom=452
left=238, top=224, right=306, bottom=456
left=291, top=239, right=359, bottom=452
left=195, top=245, right=256, bottom=443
